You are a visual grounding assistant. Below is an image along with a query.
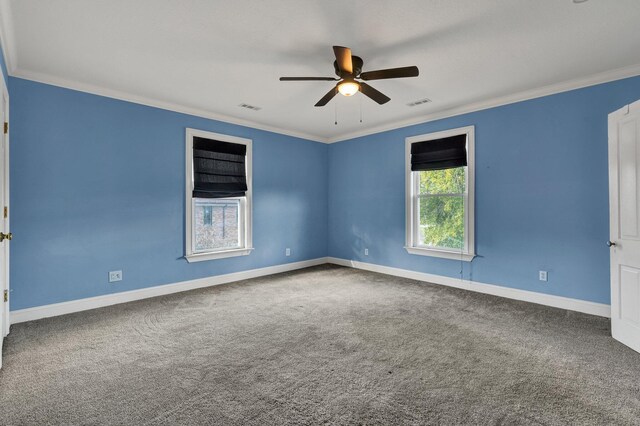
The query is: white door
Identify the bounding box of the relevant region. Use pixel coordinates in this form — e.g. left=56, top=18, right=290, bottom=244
left=609, top=100, right=640, bottom=354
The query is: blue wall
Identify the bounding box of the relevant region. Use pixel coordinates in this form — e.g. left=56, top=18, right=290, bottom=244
left=9, top=78, right=328, bottom=310
left=328, top=76, right=640, bottom=304
left=9, top=73, right=640, bottom=310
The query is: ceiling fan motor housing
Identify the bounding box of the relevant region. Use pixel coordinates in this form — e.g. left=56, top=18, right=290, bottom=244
left=334, top=56, right=363, bottom=78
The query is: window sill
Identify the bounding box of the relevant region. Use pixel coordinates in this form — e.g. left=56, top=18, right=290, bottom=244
left=404, top=246, right=475, bottom=262
left=185, top=247, right=254, bottom=263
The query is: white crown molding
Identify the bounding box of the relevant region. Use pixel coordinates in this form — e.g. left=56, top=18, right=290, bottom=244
left=327, top=257, right=611, bottom=318
left=1, top=0, right=639, bottom=145
left=15, top=61, right=640, bottom=146
left=10, top=257, right=329, bottom=324
left=0, top=0, right=16, bottom=74
left=326, top=62, right=640, bottom=143
left=0, top=3, right=327, bottom=143
left=10, top=68, right=329, bottom=143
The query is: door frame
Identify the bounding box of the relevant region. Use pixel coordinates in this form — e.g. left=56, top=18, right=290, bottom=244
left=1, top=73, right=9, bottom=339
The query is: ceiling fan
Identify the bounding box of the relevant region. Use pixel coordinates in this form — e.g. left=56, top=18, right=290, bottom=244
left=279, top=46, right=419, bottom=107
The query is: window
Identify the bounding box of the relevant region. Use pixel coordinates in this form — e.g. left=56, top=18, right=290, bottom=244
left=194, top=200, right=239, bottom=251
left=405, top=126, right=475, bottom=261
left=185, top=128, right=252, bottom=262
left=202, top=206, right=213, bottom=226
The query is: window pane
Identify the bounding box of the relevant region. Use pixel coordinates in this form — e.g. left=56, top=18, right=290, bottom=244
left=203, top=206, right=212, bottom=225
left=419, top=167, right=465, bottom=194
left=418, top=195, right=464, bottom=250
left=194, top=199, right=241, bottom=252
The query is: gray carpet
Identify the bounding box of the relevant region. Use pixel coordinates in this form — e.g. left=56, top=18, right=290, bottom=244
left=1, top=264, right=639, bottom=425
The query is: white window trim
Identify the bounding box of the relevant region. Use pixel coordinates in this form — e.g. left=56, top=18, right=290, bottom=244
left=405, top=125, right=475, bottom=261
left=185, top=128, right=253, bottom=263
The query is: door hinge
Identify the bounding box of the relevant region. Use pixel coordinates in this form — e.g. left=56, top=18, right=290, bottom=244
left=3, top=207, right=7, bottom=218
left=3, top=122, right=7, bottom=134
left=3, top=289, right=7, bottom=303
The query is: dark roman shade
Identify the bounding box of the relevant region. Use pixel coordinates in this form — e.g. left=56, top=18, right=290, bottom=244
left=411, top=134, right=467, bottom=171
left=192, top=136, right=247, bottom=199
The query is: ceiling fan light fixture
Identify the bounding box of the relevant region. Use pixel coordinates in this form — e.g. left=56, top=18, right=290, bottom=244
left=338, top=80, right=359, bottom=97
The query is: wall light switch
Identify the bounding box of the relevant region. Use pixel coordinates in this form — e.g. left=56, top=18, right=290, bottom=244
left=109, top=270, right=123, bottom=283
left=285, top=248, right=291, bottom=256
left=364, top=248, right=369, bottom=256
left=539, top=271, right=548, bottom=282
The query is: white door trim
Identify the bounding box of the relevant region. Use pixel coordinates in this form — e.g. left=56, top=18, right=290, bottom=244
left=3, top=82, right=9, bottom=338
left=1, top=74, right=8, bottom=336
left=0, top=74, right=8, bottom=368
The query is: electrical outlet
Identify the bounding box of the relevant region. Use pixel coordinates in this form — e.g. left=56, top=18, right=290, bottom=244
left=539, top=271, right=548, bottom=282
left=364, top=248, right=369, bottom=256
left=109, top=270, right=123, bottom=283
left=285, top=248, right=291, bottom=256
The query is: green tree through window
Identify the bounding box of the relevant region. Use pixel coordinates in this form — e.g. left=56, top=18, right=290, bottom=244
left=418, top=167, right=465, bottom=250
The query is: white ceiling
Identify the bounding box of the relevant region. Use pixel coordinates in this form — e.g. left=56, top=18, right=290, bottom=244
left=4, top=0, right=640, bottom=142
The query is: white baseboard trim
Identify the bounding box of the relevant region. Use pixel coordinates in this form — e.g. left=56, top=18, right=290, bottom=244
left=327, top=257, right=611, bottom=318
left=10, top=257, right=329, bottom=324
left=10, top=256, right=611, bottom=324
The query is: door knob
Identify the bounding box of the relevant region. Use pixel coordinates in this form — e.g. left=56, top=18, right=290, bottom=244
left=0, top=232, right=12, bottom=242
left=607, top=240, right=616, bottom=247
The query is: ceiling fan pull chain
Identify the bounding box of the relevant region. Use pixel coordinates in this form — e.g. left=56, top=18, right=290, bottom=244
left=360, top=96, right=363, bottom=123
left=335, top=101, right=338, bottom=125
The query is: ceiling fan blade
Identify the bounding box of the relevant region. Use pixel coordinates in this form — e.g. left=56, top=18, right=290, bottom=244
left=314, top=86, right=338, bottom=107
left=333, top=46, right=353, bottom=74
left=279, top=77, right=338, bottom=81
left=359, top=82, right=390, bottom=105
left=360, top=66, right=419, bottom=81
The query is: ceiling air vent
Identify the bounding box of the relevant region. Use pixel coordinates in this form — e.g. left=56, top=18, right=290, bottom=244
left=406, top=98, right=431, bottom=107
left=238, top=103, right=262, bottom=111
